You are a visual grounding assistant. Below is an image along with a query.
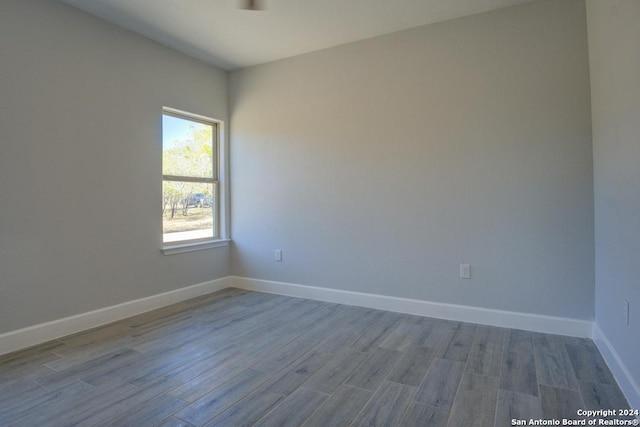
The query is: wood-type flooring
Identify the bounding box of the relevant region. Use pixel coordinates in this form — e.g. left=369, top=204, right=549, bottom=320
left=0, top=289, right=630, bottom=426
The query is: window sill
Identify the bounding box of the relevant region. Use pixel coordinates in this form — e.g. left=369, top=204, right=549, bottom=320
left=162, top=239, right=230, bottom=255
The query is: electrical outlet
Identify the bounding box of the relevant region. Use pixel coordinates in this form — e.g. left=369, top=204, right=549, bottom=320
left=275, top=249, right=282, bottom=262
left=460, top=264, right=471, bottom=279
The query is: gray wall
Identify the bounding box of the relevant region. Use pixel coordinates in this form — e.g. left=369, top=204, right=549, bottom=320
left=0, top=0, right=229, bottom=333
left=230, top=0, right=594, bottom=319
left=587, top=0, right=640, bottom=398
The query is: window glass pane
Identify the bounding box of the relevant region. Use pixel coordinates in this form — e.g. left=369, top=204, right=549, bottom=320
left=162, top=181, right=216, bottom=243
left=162, top=114, right=214, bottom=178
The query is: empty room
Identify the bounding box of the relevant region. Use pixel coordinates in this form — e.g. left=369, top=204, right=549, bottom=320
left=0, top=0, right=638, bottom=425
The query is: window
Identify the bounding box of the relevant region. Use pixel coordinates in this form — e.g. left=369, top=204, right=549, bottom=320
left=162, top=108, right=220, bottom=247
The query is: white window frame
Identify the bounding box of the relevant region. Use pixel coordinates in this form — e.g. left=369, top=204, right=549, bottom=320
left=161, top=107, right=229, bottom=254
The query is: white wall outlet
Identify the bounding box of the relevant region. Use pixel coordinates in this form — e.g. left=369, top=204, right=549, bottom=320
left=275, top=249, right=282, bottom=262
left=624, top=300, right=630, bottom=326
left=460, top=263, right=471, bottom=279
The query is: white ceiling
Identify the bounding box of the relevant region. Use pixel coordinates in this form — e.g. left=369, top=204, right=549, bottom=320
left=58, top=0, right=533, bottom=70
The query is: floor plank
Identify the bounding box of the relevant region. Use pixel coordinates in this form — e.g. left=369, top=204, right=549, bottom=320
left=578, top=381, right=630, bottom=411
left=466, top=325, right=504, bottom=377
left=105, top=393, right=188, bottom=427
left=535, top=345, right=578, bottom=390
left=70, top=377, right=182, bottom=427
left=2, top=379, right=94, bottom=422
left=344, top=347, right=403, bottom=391
left=8, top=379, right=135, bottom=426
left=251, top=334, right=322, bottom=374
left=302, top=385, right=372, bottom=427
left=379, top=321, right=426, bottom=352
left=400, top=402, right=449, bottom=427
left=447, top=373, right=499, bottom=427
left=263, top=350, right=334, bottom=396
left=169, top=356, right=256, bottom=402
left=494, top=390, right=542, bottom=427
left=351, top=311, right=405, bottom=353
left=503, top=329, right=534, bottom=354
left=436, top=328, right=476, bottom=363
left=566, top=343, right=616, bottom=385
left=500, top=350, right=539, bottom=397
left=386, top=346, right=437, bottom=387
left=539, top=384, right=584, bottom=420
left=353, top=380, right=416, bottom=426
left=174, top=368, right=270, bottom=426
left=419, top=320, right=452, bottom=349
left=253, top=388, right=328, bottom=427
left=302, top=349, right=369, bottom=395
left=34, top=348, right=141, bottom=389
left=156, top=417, right=195, bottom=427
left=204, top=390, right=284, bottom=427
left=414, top=358, right=465, bottom=409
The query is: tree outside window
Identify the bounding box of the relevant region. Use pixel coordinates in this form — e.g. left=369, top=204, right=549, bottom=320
left=162, top=109, right=218, bottom=244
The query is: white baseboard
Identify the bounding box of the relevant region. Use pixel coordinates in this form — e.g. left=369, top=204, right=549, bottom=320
left=593, top=323, right=640, bottom=411
left=0, top=277, right=230, bottom=356
left=230, top=276, right=592, bottom=338
left=0, top=274, right=594, bottom=357
left=1, top=273, right=635, bottom=412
